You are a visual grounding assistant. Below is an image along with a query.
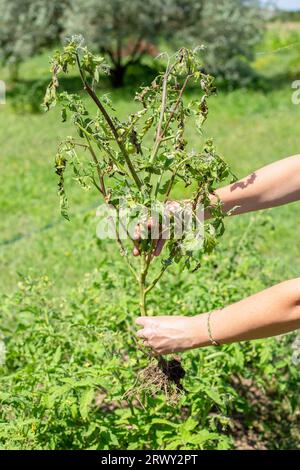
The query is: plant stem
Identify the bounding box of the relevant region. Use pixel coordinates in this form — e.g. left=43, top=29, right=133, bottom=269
left=164, top=153, right=201, bottom=202
left=145, top=264, right=168, bottom=295
left=85, top=136, right=106, bottom=197
left=139, top=282, right=147, bottom=316
left=139, top=254, right=148, bottom=316
left=149, top=65, right=171, bottom=165
left=75, top=53, right=142, bottom=190
left=145, top=244, right=177, bottom=295
left=88, top=156, right=139, bottom=283
left=114, top=213, right=139, bottom=283
left=149, top=73, right=191, bottom=165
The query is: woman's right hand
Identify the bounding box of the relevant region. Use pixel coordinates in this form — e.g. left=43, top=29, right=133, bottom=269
left=132, top=201, right=181, bottom=257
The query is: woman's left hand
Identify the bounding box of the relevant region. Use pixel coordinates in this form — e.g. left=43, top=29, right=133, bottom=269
left=135, top=315, right=205, bottom=355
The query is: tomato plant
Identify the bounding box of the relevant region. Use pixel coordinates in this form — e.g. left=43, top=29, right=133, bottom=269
left=44, top=37, right=234, bottom=322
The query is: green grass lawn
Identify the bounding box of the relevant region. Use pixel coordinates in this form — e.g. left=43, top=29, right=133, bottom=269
left=1, top=34, right=300, bottom=296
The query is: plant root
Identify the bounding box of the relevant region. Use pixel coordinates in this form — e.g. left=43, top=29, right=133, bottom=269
left=125, top=356, right=186, bottom=403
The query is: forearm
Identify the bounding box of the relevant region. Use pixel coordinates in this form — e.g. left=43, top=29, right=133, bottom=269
left=210, top=154, right=300, bottom=216
left=195, top=278, right=300, bottom=347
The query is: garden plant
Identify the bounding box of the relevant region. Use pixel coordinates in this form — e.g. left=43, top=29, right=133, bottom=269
left=44, top=37, right=235, bottom=396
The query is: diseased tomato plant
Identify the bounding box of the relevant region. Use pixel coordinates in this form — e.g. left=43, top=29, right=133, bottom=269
left=44, top=36, right=234, bottom=315
left=44, top=36, right=235, bottom=395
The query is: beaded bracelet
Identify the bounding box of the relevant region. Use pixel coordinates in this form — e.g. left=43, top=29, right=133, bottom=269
left=207, top=311, right=220, bottom=346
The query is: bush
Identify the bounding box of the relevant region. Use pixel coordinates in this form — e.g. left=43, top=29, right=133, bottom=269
left=10, top=79, right=50, bottom=114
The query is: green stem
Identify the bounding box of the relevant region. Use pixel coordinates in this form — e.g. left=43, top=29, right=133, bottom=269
left=149, top=74, right=191, bottom=165
left=139, top=254, right=148, bottom=316
left=154, top=173, right=163, bottom=198
left=145, top=264, right=168, bottom=295
left=75, top=115, right=129, bottom=177
left=85, top=136, right=106, bottom=197
left=114, top=213, right=139, bottom=283
left=145, top=245, right=177, bottom=295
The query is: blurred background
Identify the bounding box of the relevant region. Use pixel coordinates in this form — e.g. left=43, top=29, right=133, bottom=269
left=0, top=0, right=300, bottom=451
left=1, top=0, right=300, bottom=294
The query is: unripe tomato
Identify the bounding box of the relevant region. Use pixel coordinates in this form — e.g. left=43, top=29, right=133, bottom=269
left=126, top=143, right=135, bottom=154
left=117, top=128, right=125, bottom=136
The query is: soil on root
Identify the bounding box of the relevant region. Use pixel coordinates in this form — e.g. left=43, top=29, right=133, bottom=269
left=126, top=356, right=186, bottom=403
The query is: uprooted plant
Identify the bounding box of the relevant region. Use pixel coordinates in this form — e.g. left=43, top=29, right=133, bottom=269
left=44, top=36, right=234, bottom=398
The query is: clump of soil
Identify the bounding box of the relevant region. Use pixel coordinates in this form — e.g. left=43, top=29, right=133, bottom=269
left=126, top=356, right=186, bottom=403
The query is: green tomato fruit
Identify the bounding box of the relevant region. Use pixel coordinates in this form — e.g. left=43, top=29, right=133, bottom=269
left=126, top=143, right=135, bottom=154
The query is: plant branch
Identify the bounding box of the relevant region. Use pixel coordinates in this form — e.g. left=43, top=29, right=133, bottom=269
left=86, top=144, right=139, bottom=283
left=145, top=245, right=177, bottom=294
left=75, top=53, right=142, bottom=190
left=164, top=153, right=200, bottom=202
left=149, top=72, right=191, bottom=165
left=85, top=136, right=106, bottom=197
left=162, top=75, right=191, bottom=138
left=107, top=212, right=139, bottom=283
left=75, top=121, right=130, bottom=178
left=149, top=64, right=171, bottom=164
left=145, top=263, right=168, bottom=295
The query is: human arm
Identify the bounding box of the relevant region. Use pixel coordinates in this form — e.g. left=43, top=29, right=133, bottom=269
left=133, top=154, right=300, bottom=256
left=209, top=154, right=300, bottom=216
left=136, top=278, right=300, bottom=355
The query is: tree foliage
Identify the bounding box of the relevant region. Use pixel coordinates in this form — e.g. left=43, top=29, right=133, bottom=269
left=64, top=0, right=263, bottom=87
left=1, top=0, right=263, bottom=87
left=0, top=0, right=68, bottom=80
left=64, top=0, right=204, bottom=86
left=199, top=0, right=263, bottom=86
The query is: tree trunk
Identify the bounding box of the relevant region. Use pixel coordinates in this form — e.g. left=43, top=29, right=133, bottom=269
left=110, top=65, right=126, bottom=88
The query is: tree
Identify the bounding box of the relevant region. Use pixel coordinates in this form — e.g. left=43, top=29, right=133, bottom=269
left=64, top=0, right=263, bottom=88
left=0, top=0, right=263, bottom=87
left=0, top=0, right=68, bottom=80
left=64, top=0, right=204, bottom=87
left=199, top=0, right=263, bottom=86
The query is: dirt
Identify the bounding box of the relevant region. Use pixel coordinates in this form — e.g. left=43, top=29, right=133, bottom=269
left=126, top=356, right=186, bottom=403
left=230, top=374, right=300, bottom=450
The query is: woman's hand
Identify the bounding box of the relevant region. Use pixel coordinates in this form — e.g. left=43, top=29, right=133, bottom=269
left=135, top=315, right=206, bottom=355
left=132, top=201, right=182, bottom=257
left=135, top=279, right=300, bottom=355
